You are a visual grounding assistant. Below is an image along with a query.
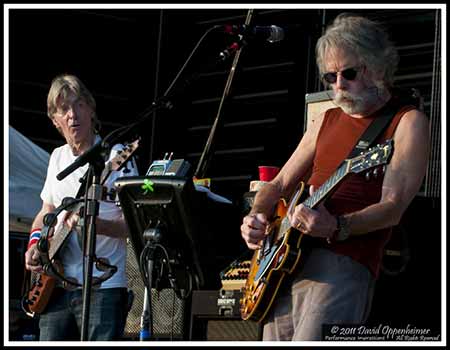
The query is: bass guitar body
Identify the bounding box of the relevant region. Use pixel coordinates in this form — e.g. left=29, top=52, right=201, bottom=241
left=240, top=182, right=307, bottom=323
left=24, top=260, right=63, bottom=316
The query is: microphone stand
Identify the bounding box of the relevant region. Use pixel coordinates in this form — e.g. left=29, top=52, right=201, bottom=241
left=80, top=156, right=105, bottom=340
left=55, top=24, right=238, bottom=341
left=194, top=9, right=255, bottom=179
left=66, top=101, right=171, bottom=341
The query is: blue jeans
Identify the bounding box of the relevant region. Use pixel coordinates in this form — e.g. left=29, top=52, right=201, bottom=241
left=39, top=287, right=128, bottom=341
left=263, top=248, right=375, bottom=341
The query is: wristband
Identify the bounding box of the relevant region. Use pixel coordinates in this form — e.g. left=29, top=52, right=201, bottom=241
left=327, top=216, right=350, bottom=244
left=28, top=228, right=42, bottom=250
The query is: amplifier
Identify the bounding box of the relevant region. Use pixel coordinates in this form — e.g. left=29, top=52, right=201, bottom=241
left=189, top=289, right=262, bottom=341
left=124, top=239, right=188, bottom=340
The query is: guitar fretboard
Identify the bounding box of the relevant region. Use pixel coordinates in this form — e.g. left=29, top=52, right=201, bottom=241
left=303, top=161, right=349, bottom=209
left=277, top=160, right=350, bottom=235
left=49, top=224, right=73, bottom=259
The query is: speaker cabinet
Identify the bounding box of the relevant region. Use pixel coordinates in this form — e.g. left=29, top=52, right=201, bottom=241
left=303, top=90, right=335, bottom=133
left=189, top=290, right=262, bottom=341
left=206, top=319, right=262, bottom=341
left=125, top=239, right=188, bottom=340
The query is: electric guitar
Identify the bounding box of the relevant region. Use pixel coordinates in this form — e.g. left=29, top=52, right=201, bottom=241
left=240, top=139, right=394, bottom=322
left=22, top=139, right=139, bottom=317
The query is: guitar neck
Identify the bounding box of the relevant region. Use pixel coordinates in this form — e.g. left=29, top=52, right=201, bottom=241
left=303, top=161, right=350, bottom=209
left=278, top=161, right=350, bottom=231
left=48, top=223, right=73, bottom=260
left=100, top=164, right=112, bottom=185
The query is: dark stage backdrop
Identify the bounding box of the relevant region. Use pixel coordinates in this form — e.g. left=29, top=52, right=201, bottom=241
left=9, top=8, right=440, bottom=201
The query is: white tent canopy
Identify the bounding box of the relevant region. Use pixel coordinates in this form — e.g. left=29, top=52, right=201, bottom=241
left=9, top=126, right=49, bottom=232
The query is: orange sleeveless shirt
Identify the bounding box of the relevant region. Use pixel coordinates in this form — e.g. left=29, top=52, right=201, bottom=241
left=308, top=100, right=415, bottom=278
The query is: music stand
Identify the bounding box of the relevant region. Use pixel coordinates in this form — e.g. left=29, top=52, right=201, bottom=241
left=114, top=176, right=205, bottom=293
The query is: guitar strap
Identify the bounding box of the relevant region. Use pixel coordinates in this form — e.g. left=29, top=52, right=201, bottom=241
left=347, top=98, right=400, bottom=159
left=74, top=170, right=89, bottom=252
left=344, top=98, right=413, bottom=272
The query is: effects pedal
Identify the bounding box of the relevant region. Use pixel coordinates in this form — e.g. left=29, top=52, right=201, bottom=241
left=146, top=152, right=191, bottom=177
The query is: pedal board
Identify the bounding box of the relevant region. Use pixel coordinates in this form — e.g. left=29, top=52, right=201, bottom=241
left=220, top=259, right=251, bottom=291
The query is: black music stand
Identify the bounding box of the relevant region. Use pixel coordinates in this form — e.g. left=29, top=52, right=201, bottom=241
left=115, top=176, right=205, bottom=292
left=115, top=176, right=207, bottom=340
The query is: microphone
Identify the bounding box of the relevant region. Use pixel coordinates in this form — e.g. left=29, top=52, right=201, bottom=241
left=218, top=25, right=285, bottom=60
left=223, top=24, right=285, bottom=43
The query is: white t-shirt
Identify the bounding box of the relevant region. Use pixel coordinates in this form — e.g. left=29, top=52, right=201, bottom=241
left=40, top=137, right=138, bottom=289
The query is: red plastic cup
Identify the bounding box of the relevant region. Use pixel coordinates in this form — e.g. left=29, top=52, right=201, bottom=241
left=258, top=166, right=280, bottom=182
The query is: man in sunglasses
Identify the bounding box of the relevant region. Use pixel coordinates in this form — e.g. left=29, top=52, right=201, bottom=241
left=24, top=74, right=139, bottom=340
left=241, top=13, right=430, bottom=340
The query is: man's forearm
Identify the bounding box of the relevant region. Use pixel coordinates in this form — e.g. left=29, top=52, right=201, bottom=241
left=250, top=182, right=283, bottom=218
left=343, top=199, right=402, bottom=238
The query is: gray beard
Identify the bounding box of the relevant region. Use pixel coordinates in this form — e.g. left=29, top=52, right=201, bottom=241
left=334, top=86, right=384, bottom=115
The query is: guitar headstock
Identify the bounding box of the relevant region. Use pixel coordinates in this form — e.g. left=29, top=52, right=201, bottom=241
left=110, top=138, right=140, bottom=172
left=349, top=139, right=394, bottom=174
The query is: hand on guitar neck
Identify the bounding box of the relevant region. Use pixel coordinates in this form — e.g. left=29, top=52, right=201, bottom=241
left=63, top=210, right=81, bottom=233
left=241, top=185, right=336, bottom=250
left=286, top=185, right=337, bottom=240
left=24, top=210, right=80, bottom=274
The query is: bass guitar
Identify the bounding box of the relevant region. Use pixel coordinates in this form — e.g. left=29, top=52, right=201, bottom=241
left=22, top=139, right=139, bottom=317
left=240, top=139, right=394, bottom=322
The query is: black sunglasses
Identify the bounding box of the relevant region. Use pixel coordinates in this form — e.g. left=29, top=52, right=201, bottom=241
left=322, top=67, right=362, bottom=84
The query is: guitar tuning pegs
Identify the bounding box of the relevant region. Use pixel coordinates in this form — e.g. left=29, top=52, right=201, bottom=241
left=382, top=165, right=387, bottom=173
left=365, top=171, right=371, bottom=181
